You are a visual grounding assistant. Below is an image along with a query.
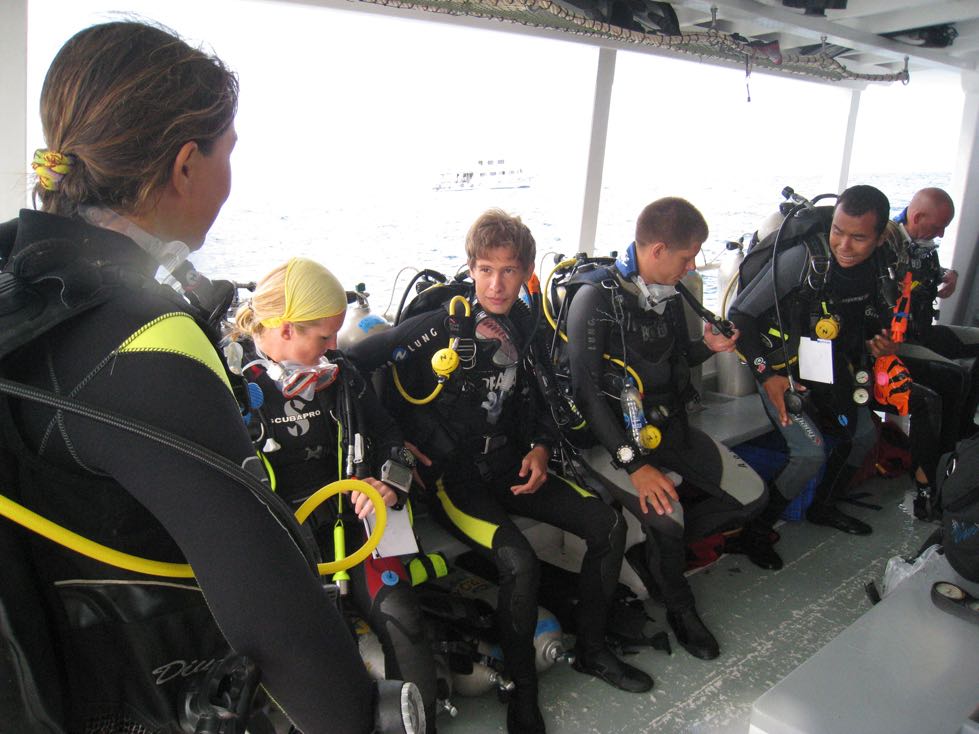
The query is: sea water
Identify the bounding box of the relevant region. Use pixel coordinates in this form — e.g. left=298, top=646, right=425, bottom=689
left=193, top=170, right=951, bottom=315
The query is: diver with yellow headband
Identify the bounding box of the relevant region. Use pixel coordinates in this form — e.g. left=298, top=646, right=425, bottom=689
left=230, top=257, right=438, bottom=732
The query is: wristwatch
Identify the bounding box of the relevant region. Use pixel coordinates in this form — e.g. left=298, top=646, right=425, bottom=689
left=392, top=445, right=417, bottom=469
left=613, top=443, right=636, bottom=468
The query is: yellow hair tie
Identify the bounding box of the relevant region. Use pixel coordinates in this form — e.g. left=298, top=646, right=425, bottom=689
left=31, top=149, right=75, bottom=192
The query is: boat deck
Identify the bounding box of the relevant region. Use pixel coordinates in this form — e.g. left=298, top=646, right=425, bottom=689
left=434, top=473, right=935, bottom=734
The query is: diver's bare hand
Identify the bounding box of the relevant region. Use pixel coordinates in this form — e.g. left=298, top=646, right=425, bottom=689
left=867, top=329, right=898, bottom=357
left=405, top=441, right=430, bottom=490
left=762, top=374, right=804, bottom=427
left=351, top=477, right=397, bottom=520
left=628, top=464, right=678, bottom=515
left=511, top=445, right=550, bottom=495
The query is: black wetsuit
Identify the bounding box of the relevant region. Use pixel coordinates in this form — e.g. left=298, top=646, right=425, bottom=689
left=730, top=238, right=941, bottom=510
left=563, top=257, right=766, bottom=611
left=0, top=210, right=373, bottom=734
left=348, top=295, right=625, bottom=705
left=241, top=341, right=437, bottom=731
left=888, top=217, right=979, bottom=444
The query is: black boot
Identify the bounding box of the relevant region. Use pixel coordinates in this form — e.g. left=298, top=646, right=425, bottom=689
left=807, top=461, right=872, bottom=535
left=806, top=503, right=872, bottom=535
left=506, top=683, right=545, bottom=734
left=572, top=646, right=653, bottom=692
left=725, top=486, right=788, bottom=570
left=725, top=527, right=783, bottom=570
left=913, top=481, right=940, bottom=522
left=667, top=606, right=719, bottom=660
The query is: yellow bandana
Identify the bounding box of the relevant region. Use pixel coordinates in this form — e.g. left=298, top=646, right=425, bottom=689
left=260, top=258, right=347, bottom=328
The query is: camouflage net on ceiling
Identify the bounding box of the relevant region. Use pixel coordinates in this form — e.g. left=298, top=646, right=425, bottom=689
left=352, top=0, right=910, bottom=83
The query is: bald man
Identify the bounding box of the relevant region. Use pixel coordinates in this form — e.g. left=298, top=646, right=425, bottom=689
left=890, top=187, right=979, bottom=519
left=896, top=187, right=957, bottom=298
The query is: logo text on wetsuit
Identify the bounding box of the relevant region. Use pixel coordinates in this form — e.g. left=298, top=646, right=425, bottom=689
left=391, top=327, right=440, bottom=363
left=153, top=657, right=218, bottom=685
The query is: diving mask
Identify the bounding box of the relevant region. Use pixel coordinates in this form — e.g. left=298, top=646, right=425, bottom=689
left=474, top=313, right=520, bottom=368
left=264, top=356, right=339, bottom=400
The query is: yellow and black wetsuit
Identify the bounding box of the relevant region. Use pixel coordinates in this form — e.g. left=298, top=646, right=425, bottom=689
left=348, top=295, right=628, bottom=722
left=0, top=210, right=373, bottom=734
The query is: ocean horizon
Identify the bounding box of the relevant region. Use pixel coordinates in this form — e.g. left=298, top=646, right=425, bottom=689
left=193, top=169, right=952, bottom=316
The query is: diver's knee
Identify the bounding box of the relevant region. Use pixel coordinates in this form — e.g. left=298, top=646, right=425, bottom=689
left=494, top=541, right=540, bottom=589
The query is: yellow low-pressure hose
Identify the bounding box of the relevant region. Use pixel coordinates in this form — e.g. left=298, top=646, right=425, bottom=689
left=295, top=479, right=387, bottom=576
left=0, top=477, right=386, bottom=579
left=392, top=293, right=472, bottom=405
left=542, top=257, right=645, bottom=394
left=0, top=493, right=194, bottom=578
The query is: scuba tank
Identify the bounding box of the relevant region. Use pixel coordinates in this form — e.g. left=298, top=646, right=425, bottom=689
left=338, top=283, right=392, bottom=350
left=715, top=239, right=756, bottom=397
left=353, top=616, right=460, bottom=721
left=352, top=616, right=386, bottom=680
left=431, top=566, right=572, bottom=674
left=421, top=614, right=514, bottom=698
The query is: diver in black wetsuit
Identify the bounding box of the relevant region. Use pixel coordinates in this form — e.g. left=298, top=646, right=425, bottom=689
left=560, top=197, right=767, bottom=661
left=0, top=22, right=403, bottom=734
left=888, top=188, right=979, bottom=518
left=230, top=257, right=438, bottom=731
left=348, top=209, right=652, bottom=734
left=730, top=185, right=941, bottom=541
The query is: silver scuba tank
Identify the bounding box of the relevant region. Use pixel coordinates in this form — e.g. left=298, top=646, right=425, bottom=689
left=338, top=284, right=392, bottom=351
left=433, top=567, right=571, bottom=674
left=355, top=616, right=460, bottom=722
left=715, top=240, right=755, bottom=397
left=353, top=615, right=386, bottom=680
left=449, top=655, right=514, bottom=698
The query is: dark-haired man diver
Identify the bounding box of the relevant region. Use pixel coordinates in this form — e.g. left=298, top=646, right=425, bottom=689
left=348, top=209, right=651, bottom=734
left=730, top=185, right=914, bottom=540
left=561, top=197, right=768, bottom=660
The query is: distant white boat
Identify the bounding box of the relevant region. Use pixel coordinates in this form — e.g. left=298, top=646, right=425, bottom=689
left=434, top=158, right=532, bottom=191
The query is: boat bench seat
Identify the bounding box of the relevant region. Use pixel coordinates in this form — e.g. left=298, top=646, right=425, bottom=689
left=749, top=552, right=979, bottom=734
left=410, top=390, right=773, bottom=566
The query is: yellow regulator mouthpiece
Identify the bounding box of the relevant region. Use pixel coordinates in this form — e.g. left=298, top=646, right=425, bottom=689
left=431, top=347, right=460, bottom=378
left=814, top=316, right=840, bottom=340
left=640, top=425, right=662, bottom=450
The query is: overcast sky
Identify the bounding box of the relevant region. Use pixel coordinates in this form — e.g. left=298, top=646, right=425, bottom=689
left=29, top=0, right=964, bottom=206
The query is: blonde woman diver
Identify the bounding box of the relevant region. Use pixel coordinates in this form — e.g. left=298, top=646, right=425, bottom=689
left=232, top=257, right=438, bottom=732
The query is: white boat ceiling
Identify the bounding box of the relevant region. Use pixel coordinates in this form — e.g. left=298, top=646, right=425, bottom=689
left=2, top=0, right=978, bottom=323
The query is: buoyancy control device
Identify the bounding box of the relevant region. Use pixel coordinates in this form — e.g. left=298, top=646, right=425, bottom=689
left=0, top=224, right=416, bottom=734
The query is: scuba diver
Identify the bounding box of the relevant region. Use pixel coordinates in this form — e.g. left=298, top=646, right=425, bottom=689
left=0, top=22, right=415, bottom=734
left=558, top=197, right=767, bottom=661
left=888, top=188, right=979, bottom=517
left=228, top=257, right=438, bottom=732
left=730, top=184, right=939, bottom=540
left=347, top=209, right=652, bottom=734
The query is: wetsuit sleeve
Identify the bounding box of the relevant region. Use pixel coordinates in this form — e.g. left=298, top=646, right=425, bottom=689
left=344, top=358, right=406, bottom=468
left=346, top=311, right=445, bottom=375
left=54, top=325, right=374, bottom=734
left=565, top=284, right=640, bottom=470
left=729, top=244, right=809, bottom=383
